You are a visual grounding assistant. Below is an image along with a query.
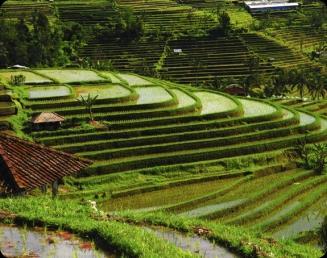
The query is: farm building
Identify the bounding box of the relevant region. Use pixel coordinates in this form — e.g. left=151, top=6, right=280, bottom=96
left=244, top=0, right=299, bottom=13
left=31, top=112, right=65, bottom=130
left=0, top=133, right=91, bottom=196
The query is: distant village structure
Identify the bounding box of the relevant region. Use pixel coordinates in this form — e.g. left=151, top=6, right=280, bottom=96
left=244, top=0, right=299, bottom=14
left=0, top=133, right=91, bottom=196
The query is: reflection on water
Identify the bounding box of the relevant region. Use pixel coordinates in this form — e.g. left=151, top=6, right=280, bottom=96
left=180, top=199, right=246, bottom=218
left=0, top=225, right=115, bottom=258
left=273, top=198, right=327, bottom=240
left=146, top=227, right=239, bottom=258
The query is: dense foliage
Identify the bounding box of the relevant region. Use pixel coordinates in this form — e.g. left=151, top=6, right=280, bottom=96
left=0, top=11, right=83, bottom=67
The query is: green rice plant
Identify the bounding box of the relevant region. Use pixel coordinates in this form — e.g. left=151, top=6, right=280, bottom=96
left=226, top=174, right=327, bottom=225
left=252, top=182, right=327, bottom=233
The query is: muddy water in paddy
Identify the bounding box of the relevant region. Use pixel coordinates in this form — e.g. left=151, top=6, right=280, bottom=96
left=146, top=227, right=239, bottom=258
left=0, top=225, right=116, bottom=258
left=273, top=197, right=327, bottom=239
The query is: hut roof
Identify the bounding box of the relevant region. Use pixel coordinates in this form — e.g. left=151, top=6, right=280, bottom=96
left=0, top=133, right=92, bottom=193
left=31, top=112, right=65, bottom=124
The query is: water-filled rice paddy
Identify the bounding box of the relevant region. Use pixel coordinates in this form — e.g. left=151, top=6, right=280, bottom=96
left=102, top=177, right=236, bottom=211
left=117, top=73, right=152, bottom=86
left=0, top=225, right=113, bottom=258
left=273, top=197, right=327, bottom=239
left=239, top=99, right=276, bottom=117
left=76, top=85, right=131, bottom=99
left=298, top=112, right=316, bottom=126
left=135, top=86, right=173, bottom=104
left=100, top=72, right=122, bottom=83
left=147, top=227, right=239, bottom=258
left=194, top=92, right=237, bottom=115
left=0, top=71, right=52, bottom=84
left=180, top=199, right=246, bottom=218
left=282, top=108, right=295, bottom=119
left=171, top=89, right=196, bottom=108
left=35, top=69, right=106, bottom=83
left=183, top=170, right=299, bottom=217
left=28, top=86, right=71, bottom=99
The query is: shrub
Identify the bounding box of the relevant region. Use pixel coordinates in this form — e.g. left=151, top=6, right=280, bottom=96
left=10, top=74, right=26, bottom=86
left=296, top=141, right=327, bottom=174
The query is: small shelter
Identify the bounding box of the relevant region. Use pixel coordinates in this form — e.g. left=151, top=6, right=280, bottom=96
left=244, top=0, right=299, bottom=14
left=7, top=65, right=29, bottom=69
left=31, top=112, right=65, bottom=130
left=0, top=133, right=92, bottom=196
left=224, top=84, right=246, bottom=96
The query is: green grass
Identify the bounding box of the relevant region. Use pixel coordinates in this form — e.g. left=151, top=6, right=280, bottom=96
left=115, top=211, right=323, bottom=258
left=0, top=71, right=52, bottom=84
left=0, top=196, right=195, bottom=258
left=28, top=86, right=72, bottom=99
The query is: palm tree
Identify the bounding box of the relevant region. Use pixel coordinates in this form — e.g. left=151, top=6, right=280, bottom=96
left=289, top=68, right=307, bottom=100
left=77, top=94, right=98, bottom=121
left=271, top=68, right=290, bottom=97
left=312, top=73, right=326, bottom=100
left=307, top=72, right=326, bottom=100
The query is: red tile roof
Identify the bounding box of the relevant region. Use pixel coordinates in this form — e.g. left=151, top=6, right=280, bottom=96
left=0, top=133, right=92, bottom=193
left=31, top=112, right=65, bottom=124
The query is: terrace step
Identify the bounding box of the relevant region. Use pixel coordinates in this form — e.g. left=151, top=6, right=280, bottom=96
left=88, top=120, right=325, bottom=175
left=55, top=110, right=297, bottom=153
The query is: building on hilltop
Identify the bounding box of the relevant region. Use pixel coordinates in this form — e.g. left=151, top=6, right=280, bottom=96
left=244, top=0, right=299, bottom=14
left=31, top=112, right=65, bottom=130
left=0, top=133, right=92, bottom=196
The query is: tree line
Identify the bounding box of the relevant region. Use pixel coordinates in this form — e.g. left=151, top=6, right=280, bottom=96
left=0, top=2, right=144, bottom=68
left=0, top=11, right=85, bottom=67
left=209, top=65, right=326, bottom=101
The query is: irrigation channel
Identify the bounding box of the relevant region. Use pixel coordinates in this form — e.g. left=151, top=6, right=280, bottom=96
left=145, top=226, right=239, bottom=258
left=0, top=225, right=115, bottom=258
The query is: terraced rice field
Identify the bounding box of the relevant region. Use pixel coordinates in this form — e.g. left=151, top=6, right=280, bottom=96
left=34, top=69, right=106, bottom=84
left=239, top=98, right=276, bottom=117
left=28, top=86, right=72, bottom=100
left=104, top=177, right=237, bottom=211
left=3, top=69, right=326, bottom=256
left=76, top=85, right=132, bottom=99
left=100, top=72, right=122, bottom=83
left=1, top=0, right=326, bottom=255
left=0, top=71, right=52, bottom=84
left=117, top=74, right=153, bottom=86
left=135, top=86, right=173, bottom=104
left=194, top=91, right=238, bottom=115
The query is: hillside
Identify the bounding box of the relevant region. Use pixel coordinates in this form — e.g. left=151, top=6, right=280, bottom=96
left=0, top=68, right=325, bottom=257
left=0, top=0, right=326, bottom=257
